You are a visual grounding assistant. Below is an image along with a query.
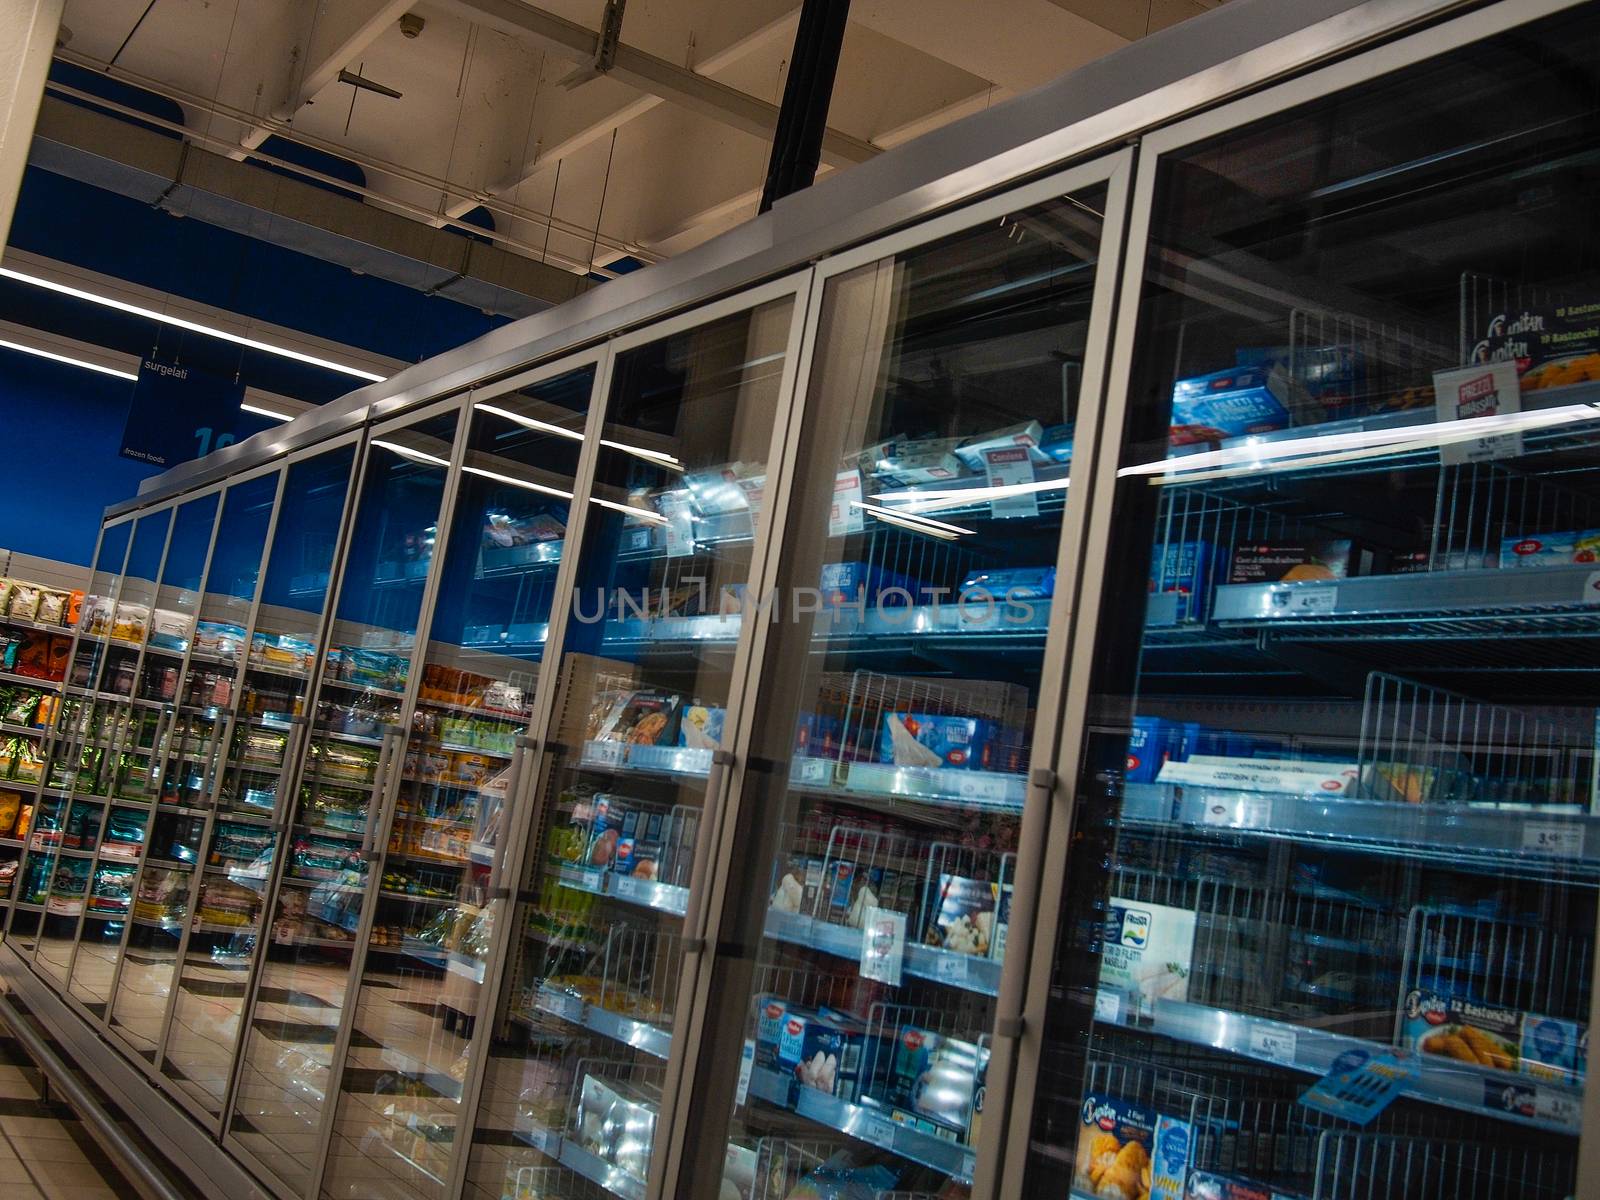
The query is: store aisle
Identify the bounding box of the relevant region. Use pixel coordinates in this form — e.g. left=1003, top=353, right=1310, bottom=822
left=0, top=1025, right=136, bottom=1200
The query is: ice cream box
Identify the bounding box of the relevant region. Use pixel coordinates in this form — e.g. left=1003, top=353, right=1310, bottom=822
left=953, top=420, right=1048, bottom=470
left=1227, top=539, right=1363, bottom=585
left=1501, top=528, right=1600, bottom=567
left=1170, top=367, right=1293, bottom=445
left=1075, top=1093, right=1158, bottom=1199
left=1150, top=541, right=1218, bottom=623
left=677, top=704, right=724, bottom=751
left=880, top=713, right=995, bottom=771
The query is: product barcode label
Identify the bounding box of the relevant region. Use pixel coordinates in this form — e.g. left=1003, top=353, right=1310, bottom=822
left=792, top=757, right=831, bottom=785
left=611, top=875, right=640, bottom=901
left=587, top=740, right=625, bottom=768
left=1522, top=822, right=1583, bottom=857
left=1248, top=1024, right=1297, bottom=1065
left=546, top=992, right=584, bottom=1023
left=1201, top=794, right=1271, bottom=828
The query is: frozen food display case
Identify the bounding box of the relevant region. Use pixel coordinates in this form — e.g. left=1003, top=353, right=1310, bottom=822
left=4, top=3, right=1600, bottom=1200
left=1017, top=6, right=1600, bottom=1200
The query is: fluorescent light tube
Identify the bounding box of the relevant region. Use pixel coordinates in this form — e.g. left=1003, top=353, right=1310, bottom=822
left=0, top=338, right=137, bottom=381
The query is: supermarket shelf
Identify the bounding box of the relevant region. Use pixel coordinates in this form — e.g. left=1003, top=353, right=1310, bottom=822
left=550, top=862, right=688, bottom=918
left=579, top=740, right=711, bottom=780
left=762, top=910, right=1001, bottom=997
left=321, top=677, right=407, bottom=701
left=1122, top=997, right=1582, bottom=1134
left=558, top=1137, right=645, bottom=1200
left=746, top=1066, right=975, bottom=1183
left=787, top=755, right=1025, bottom=813
left=129, top=914, right=185, bottom=932
left=315, top=729, right=386, bottom=749
left=143, top=858, right=196, bottom=872
left=0, top=837, right=22, bottom=849
left=1123, top=782, right=1600, bottom=873
left=479, top=540, right=564, bottom=576
left=234, top=761, right=285, bottom=776
left=436, top=742, right=512, bottom=760
left=11, top=902, right=42, bottom=913
left=401, top=940, right=485, bottom=984
left=376, top=890, right=455, bottom=907
left=388, top=847, right=470, bottom=869
left=294, top=822, right=366, bottom=842
left=83, top=909, right=128, bottom=922
left=415, top=696, right=529, bottom=721
left=0, top=722, right=48, bottom=739
left=29, top=842, right=93, bottom=859
left=0, top=614, right=76, bottom=637
left=533, top=984, right=670, bottom=1060
left=0, top=669, right=63, bottom=691
left=191, top=921, right=258, bottom=937
left=245, top=660, right=309, bottom=682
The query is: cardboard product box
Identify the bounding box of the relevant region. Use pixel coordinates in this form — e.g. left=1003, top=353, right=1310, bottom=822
left=1150, top=541, right=1218, bottom=623
left=1470, top=301, right=1600, bottom=391
left=1501, top=528, right=1600, bottom=568
left=959, top=566, right=1055, bottom=601
left=1228, top=539, right=1365, bottom=585
left=1099, top=897, right=1197, bottom=1019
left=1126, top=717, right=1186, bottom=784
left=1186, top=1172, right=1308, bottom=1200
left=1169, top=367, right=1293, bottom=445
left=880, top=713, right=995, bottom=771
left=753, top=994, right=792, bottom=1071
left=1039, top=422, right=1075, bottom=464
left=953, top=421, right=1048, bottom=471
left=923, top=874, right=999, bottom=957
left=677, top=704, right=725, bottom=751
left=1522, top=1012, right=1587, bottom=1084
left=874, top=1027, right=983, bottom=1139
left=1402, top=988, right=1522, bottom=1072
left=819, top=562, right=922, bottom=608
left=872, top=438, right=965, bottom=486
left=1074, top=1093, right=1158, bottom=1199
left=777, top=1006, right=868, bottom=1100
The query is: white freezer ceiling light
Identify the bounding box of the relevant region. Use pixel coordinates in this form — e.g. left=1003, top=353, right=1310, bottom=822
left=0, top=337, right=137, bottom=381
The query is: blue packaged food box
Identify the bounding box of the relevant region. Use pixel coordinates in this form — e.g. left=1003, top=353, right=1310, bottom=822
left=677, top=704, right=725, bottom=751
left=959, top=566, right=1055, bottom=600
left=778, top=1007, right=867, bottom=1099
left=1149, top=541, right=1217, bottom=623
left=819, top=562, right=920, bottom=607
left=1170, top=366, right=1292, bottom=445
left=1039, top=422, right=1075, bottom=463
left=880, top=713, right=994, bottom=770
left=753, top=994, right=792, bottom=1070
left=1126, top=717, right=1183, bottom=783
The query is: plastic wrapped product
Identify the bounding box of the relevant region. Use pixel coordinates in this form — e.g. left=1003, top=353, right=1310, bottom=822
left=6, top=585, right=40, bottom=622
left=111, top=602, right=149, bottom=643
left=36, top=591, right=67, bottom=626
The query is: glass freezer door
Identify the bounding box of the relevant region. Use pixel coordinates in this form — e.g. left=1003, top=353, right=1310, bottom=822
left=1025, top=8, right=1600, bottom=1200
left=36, top=506, right=172, bottom=991
left=229, top=410, right=461, bottom=1195
left=110, top=471, right=276, bottom=1064
left=160, top=445, right=357, bottom=1122
left=460, top=294, right=800, bottom=1200
left=67, top=490, right=221, bottom=1019
left=674, top=181, right=1115, bottom=1200
left=320, top=363, right=597, bottom=1200
left=8, top=518, right=132, bottom=955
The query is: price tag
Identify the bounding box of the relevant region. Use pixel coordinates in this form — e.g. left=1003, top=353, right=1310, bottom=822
left=659, top=494, right=696, bottom=558
left=547, top=991, right=584, bottom=1024
left=1435, top=361, right=1523, bottom=466
left=861, top=1113, right=896, bottom=1146
left=587, top=740, right=625, bottom=769
left=859, top=907, right=906, bottom=986
left=933, top=953, right=969, bottom=984
left=1535, top=1086, right=1582, bottom=1127
left=792, top=757, right=831, bottom=786
left=1094, top=989, right=1121, bottom=1023
left=1201, top=795, right=1270, bottom=828
left=829, top=470, right=865, bottom=537
left=1248, top=1024, right=1297, bottom=1066
left=1523, top=822, right=1583, bottom=857
left=984, top=447, right=1038, bottom=520
left=956, top=774, right=1007, bottom=803
left=1267, top=585, right=1337, bottom=615
left=611, top=875, right=640, bottom=901
left=735, top=1039, right=755, bottom=1109
left=959, top=1152, right=977, bottom=1181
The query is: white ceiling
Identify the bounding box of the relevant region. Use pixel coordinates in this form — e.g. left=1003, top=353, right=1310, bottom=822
left=55, top=0, right=1221, bottom=280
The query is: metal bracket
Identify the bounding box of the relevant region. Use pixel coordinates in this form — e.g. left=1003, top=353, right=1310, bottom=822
left=363, top=850, right=382, bottom=863
left=1030, top=767, right=1057, bottom=791
left=558, top=0, right=627, bottom=89
left=995, top=1015, right=1024, bottom=1039
left=681, top=936, right=707, bottom=954
left=711, top=749, right=735, bottom=767
left=488, top=887, right=511, bottom=901
left=516, top=736, right=540, bottom=752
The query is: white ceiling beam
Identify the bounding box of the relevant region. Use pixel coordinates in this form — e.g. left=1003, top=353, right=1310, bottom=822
left=439, top=8, right=796, bottom=223
left=236, top=0, right=414, bottom=155
left=432, top=0, right=878, bottom=174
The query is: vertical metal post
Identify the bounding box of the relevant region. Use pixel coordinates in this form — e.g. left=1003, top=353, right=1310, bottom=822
left=758, top=0, right=851, bottom=213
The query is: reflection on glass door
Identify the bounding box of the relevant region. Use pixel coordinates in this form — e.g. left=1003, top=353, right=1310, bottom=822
left=460, top=297, right=798, bottom=1200
left=672, top=185, right=1111, bottom=1200
left=109, top=472, right=276, bottom=1064
left=68, top=491, right=221, bottom=1019
left=9, top=519, right=132, bottom=957
left=1026, top=10, right=1600, bottom=1200
left=160, top=446, right=356, bottom=1121
left=321, top=365, right=597, bottom=1200
left=36, top=507, right=172, bottom=991
left=229, top=410, right=461, bottom=1195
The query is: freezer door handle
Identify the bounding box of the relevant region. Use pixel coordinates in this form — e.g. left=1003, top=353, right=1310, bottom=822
left=680, top=751, right=735, bottom=949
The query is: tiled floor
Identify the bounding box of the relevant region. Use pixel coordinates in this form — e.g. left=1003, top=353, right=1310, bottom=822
left=0, top=1029, right=134, bottom=1200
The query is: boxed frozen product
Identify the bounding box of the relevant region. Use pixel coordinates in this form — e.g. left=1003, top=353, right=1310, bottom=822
left=1074, top=1093, right=1157, bottom=1200
left=1126, top=716, right=1187, bottom=784
left=1150, top=541, right=1218, bottom=623
left=251, top=631, right=315, bottom=672
left=880, top=713, right=995, bottom=771
left=592, top=689, right=680, bottom=747
left=953, top=420, right=1048, bottom=471
left=776, top=1005, right=868, bottom=1100
left=1469, top=300, right=1600, bottom=391
left=1039, top=422, right=1075, bottom=463
left=1523, top=1013, right=1587, bottom=1084
left=1187, top=1172, right=1308, bottom=1200
left=1169, top=366, right=1293, bottom=445
left=1501, top=528, right=1600, bottom=567
left=677, top=704, right=724, bottom=751
left=148, top=608, right=195, bottom=651
left=682, top=464, right=763, bottom=515
left=1227, top=539, right=1365, bottom=584
left=111, top=602, right=149, bottom=643
left=1099, top=896, right=1197, bottom=1019
left=819, top=562, right=921, bottom=608
left=770, top=853, right=825, bottom=915
left=873, top=1026, right=985, bottom=1141
left=959, top=566, right=1055, bottom=600
left=872, top=438, right=965, bottom=486
left=924, top=873, right=998, bottom=956
left=1403, top=988, right=1587, bottom=1084
left=573, top=1074, right=657, bottom=1182
left=1156, top=755, right=1358, bottom=796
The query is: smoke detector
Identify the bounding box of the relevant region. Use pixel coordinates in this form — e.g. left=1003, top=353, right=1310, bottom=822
left=399, top=13, right=425, bottom=38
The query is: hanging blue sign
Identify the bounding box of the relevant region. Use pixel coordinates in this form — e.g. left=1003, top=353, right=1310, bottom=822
left=119, top=357, right=245, bottom=467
